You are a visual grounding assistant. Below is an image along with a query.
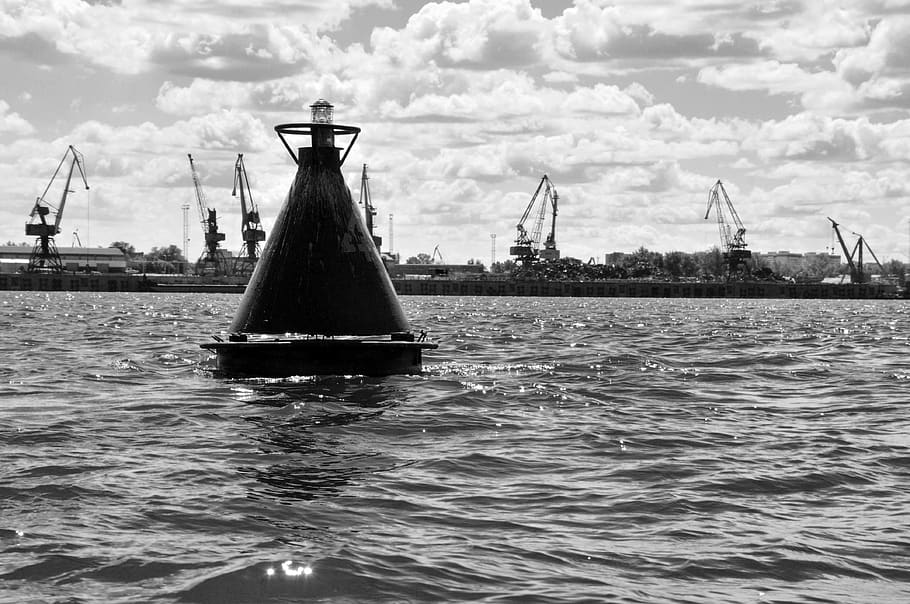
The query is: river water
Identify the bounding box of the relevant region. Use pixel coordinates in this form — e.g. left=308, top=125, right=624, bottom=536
left=1, top=292, right=908, bottom=603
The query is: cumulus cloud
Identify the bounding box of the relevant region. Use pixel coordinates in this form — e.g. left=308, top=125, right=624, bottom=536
left=551, top=0, right=762, bottom=63
left=753, top=4, right=871, bottom=61
left=0, top=0, right=373, bottom=75
left=743, top=113, right=910, bottom=162
left=4, top=0, right=910, bottom=260
left=697, top=60, right=857, bottom=112
left=0, top=100, right=34, bottom=135
left=370, top=0, right=548, bottom=69
left=698, top=15, right=910, bottom=114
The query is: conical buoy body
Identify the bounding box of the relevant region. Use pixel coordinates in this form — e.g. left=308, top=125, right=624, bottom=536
left=229, top=145, right=409, bottom=336
left=202, top=102, right=436, bottom=377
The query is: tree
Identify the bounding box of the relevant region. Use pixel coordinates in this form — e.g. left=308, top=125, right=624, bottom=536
left=693, top=247, right=725, bottom=279
left=663, top=251, right=684, bottom=278
left=624, top=246, right=663, bottom=277
left=406, top=253, right=433, bottom=264
left=884, top=259, right=906, bottom=285
left=801, top=255, right=840, bottom=281
left=147, top=245, right=186, bottom=263
left=110, top=241, right=136, bottom=258
left=490, top=259, right=515, bottom=274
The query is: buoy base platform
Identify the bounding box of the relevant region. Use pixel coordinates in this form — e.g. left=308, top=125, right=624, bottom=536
left=200, top=333, right=437, bottom=377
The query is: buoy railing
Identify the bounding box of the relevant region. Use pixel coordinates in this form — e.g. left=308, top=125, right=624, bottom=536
left=274, top=123, right=361, bottom=167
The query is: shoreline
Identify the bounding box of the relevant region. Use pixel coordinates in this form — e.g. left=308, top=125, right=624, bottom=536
left=0, top=273, right=899, bottom=299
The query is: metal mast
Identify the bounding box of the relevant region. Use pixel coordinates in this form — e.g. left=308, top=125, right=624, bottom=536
left=232, top=153, right=265, bottom=276
left=188, top=154, right=226, bottom=276
left=182, top=203, right=190, bottom=274
left=25, top=145, right=89, bottom=273
left=389, top=213, right=394, bottom=257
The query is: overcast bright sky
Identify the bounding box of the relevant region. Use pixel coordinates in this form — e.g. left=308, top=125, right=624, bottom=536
left=2, top=0, right=909, bottom=265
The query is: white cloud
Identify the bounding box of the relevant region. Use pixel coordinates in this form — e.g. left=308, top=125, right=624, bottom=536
left=697, top=60, right=857, bottom=112
left=754, top=4, right=871, bottom=62
left=3, top=0, right=910, bottom=261
left=0, top=0, right=365, bottom=75
left=0, top=100, right=34, bottom=136
left=699, top=15, right=910, bottom=114
left=744, top=113, right=910, bottom=162
left=370, top=0, right=548, bottom=69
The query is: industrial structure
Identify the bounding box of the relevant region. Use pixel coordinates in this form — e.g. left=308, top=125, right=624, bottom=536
left=704, top=179, right=750, bottom=277
left=828, top=217, right=886, bottom=284
left=231, top=154, right=265, bottom=276
left=188, top=153, right=228, bottom=276
left=359, top=164, right=382, bottom=251
left=510, top=174, right=559, bottom=264
left=1, top=246, right=126, bottom=274
left=25, top=145, right=89, bottom=273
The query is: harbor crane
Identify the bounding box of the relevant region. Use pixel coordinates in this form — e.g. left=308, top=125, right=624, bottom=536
left=509, top=174, right=559, bottom=264
left=704, top=180, right=751, bottom=277
left=231, top=154, right=265, bottom=276
left=25, top=145, right=89, bottom=273
left=827, top=217, right=885, bottom=284
left=188, top=154, right=227, bottom=276
left=359, top=164, right=382, bottom=251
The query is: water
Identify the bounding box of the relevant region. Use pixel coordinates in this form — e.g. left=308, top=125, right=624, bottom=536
left=1, top=292, right=909, bottom=603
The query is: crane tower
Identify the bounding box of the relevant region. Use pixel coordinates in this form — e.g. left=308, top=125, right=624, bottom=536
left=232, top=154, right=266, bottom=276
left=510, top=174, right=560, bottom=264
left=359, top=164, right=382, bottom=251
left=25, top=145, right=89, bottom=273
left=704, top=180, right=751, bottom=278
left=188, top=154, right=227, bottom=276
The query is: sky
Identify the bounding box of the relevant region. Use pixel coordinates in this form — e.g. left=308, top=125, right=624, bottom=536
left=2, top=0, right=910, bottom=266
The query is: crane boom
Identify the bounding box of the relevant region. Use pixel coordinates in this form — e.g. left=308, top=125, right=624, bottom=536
left=827, top=218, right=886, bottom=284
left=188, top=153, right=208, bottom=227
left=510, top=174, right=560, bottom=263
left=232, top=153, right=265, bottom=276
left=705, top=180, right=750, bottom=277
left=828, top=217, right=860, bottom=283
left=25, top=145, right=89, bottom=273
left=359, top=164, right=382, bottom=250
left=861, top=237, right=885, bottom=273
left=187, top=154, right=226, bottom=275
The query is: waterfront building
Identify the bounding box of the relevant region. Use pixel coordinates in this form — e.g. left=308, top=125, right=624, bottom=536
left=0, top=246, right=128, bottom=274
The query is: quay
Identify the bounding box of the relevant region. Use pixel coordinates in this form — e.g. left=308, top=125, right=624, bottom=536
left=0, top=273, right=897, bottom=299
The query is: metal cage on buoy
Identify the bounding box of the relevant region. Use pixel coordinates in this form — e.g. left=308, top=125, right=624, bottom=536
left=274, top=99, right=361, bottom=167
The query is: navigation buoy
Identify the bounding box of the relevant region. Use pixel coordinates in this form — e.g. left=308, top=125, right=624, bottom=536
left=201, top=99, right=436, bottom=377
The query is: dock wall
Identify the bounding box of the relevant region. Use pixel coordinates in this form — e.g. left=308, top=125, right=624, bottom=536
left=391, top=279, right=894, bottom=299
left=0, top=273, right=897, bottom=299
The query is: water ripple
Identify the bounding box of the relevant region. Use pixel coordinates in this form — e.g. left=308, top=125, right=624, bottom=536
left=1, top=294, right=909, bottom=603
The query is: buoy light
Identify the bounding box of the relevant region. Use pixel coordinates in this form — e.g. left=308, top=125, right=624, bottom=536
left=310, top=99, right=334, bottom=124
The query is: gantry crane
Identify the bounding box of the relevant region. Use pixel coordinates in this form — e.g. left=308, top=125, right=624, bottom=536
left=25, top=145, right=89, bottom=273
left=509, top=174, right=559, bottom=263
left=188, top=154, right=227, bottom=276
left=232, top=154, right=265, bottom=276
left=827, top=217, right=885, bottom=284
left=359, top=164, right=382, bottom=251
left=704, top=180, right=751, bottom=278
